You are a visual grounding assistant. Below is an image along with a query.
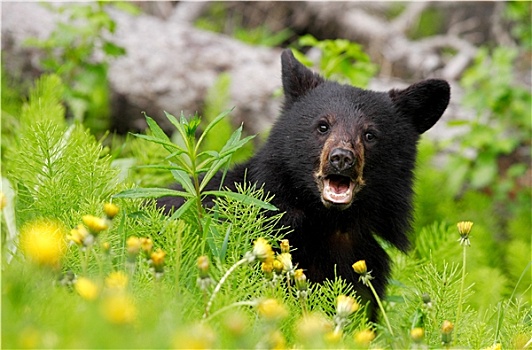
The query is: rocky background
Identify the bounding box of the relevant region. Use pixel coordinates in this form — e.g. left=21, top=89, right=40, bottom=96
left=2, top=2, right=529, bottom=141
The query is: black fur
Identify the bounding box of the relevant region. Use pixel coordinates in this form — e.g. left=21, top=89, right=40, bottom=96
left=158, top=50, right=450, bottom=318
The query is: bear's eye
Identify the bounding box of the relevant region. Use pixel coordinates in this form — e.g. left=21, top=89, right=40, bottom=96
left=317, top=122, right=329, bottom=134
left=364, top=132, right=376, bottom=142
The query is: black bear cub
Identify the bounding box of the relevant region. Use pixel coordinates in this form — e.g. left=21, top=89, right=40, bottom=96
left=159, top=49, right=450, bottom=318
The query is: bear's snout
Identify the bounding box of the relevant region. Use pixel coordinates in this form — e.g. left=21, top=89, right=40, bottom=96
left=329, top=148, right=355, bottom=172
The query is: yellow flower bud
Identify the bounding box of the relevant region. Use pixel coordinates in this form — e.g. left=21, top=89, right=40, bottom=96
left=68, top=224, right=90, bottom=246
left=0, top=191, right=6, bottom=210
left=441, top=320, right=454, bottom=334
left=324, top=330, right=342, bottom=344
left=336, top=295, right=359, bottom=317
left=252, top=238, right=274, bottom=263
left=20, top=219, right=67, bottom=269
left=294, top=269, right=307, bottom=291
left=410, top=327, right=424, bottom=342
left=296, top=313, right=332, bottom=342
left=103, top=203, right=119, bottom=219
left=75, top=277, right=100, bottom=301
left=197, top=255, right=210, bottom=278
left=105, top=271, right=128, bottom=290
left=273, top=259, right=283, bottom=274
left=82, top=215, right=108, bottom=233
left=257, top=298, right=288, bottom=321
left=276, top=253, right=293, bottom=272
left=280, top=239, right=290, bottom=253
left=126, top=236, right=141, bottom=256
left=140, top=237, right=153, bottom=257
left=150, top=249, right=166, bottom=271
left=101, top=293, right=137, bottom=325
left=352, top=260, right=367, bottom=275
left=457, top=221, right=473, bottom=236
left=353, top=329, right=376, bottom=346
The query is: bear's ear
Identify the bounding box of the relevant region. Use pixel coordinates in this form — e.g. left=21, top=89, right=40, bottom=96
left=281, top=49, right=324, bottom=106
left=388, top=79, right=450, bottom=134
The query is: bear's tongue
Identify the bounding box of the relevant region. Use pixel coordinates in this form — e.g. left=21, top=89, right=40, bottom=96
left=322, top=175, right=354, bottom=204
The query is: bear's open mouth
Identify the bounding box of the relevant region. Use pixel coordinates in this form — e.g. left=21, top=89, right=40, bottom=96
left=322, top=174, right=356, bottom=205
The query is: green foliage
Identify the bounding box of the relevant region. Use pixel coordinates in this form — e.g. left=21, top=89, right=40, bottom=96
left=201, top=73, right=254, bottom=164
left=505, top=1, right=532, bottom=49
left=2, top=65, right=531, bottom=349
left=407, top=8, right=444, bottom=40
left=24, top=2, right=130, bottom=134
left=3, top=75, right=119, bottom=228
left=295, top=35, right=378, bottom=88
left=195, top=3, right=292, bottom=47
left=446, top=46, right=531, bottom=202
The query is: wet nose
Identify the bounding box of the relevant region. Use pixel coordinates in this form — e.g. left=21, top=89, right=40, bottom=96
left=329, top=148, right=355, bottom=172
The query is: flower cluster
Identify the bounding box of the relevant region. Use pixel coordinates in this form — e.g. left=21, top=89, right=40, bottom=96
left=67, top=203, right=119, bottom=249
left=125, top=235, right=166, bottom=280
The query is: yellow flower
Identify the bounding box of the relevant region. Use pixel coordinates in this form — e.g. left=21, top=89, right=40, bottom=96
left=441, top=320, right=454, bottom=345
left=150, top=249, right=166, bottom=272
left=352, top=260, right=367, bottom=274
left=280, top=239, right=290, bottom=253
left=101, top=292, right=137, bottom=325
left=173, top=324, right=215, bottom=349
left=324, top=330, right=342, bottom=344
left=126, top=236, right=141, bottom=256
left=457, top=221, right=473, bottom=236
left=20, top=219, right=67, bottom=268
left=273, top=259, right=283, bottom=274
left=257, top=298, right=288, bottom=321
left=75, top=277, right=100, bottom=301
left=457, top=221, right=473, bottom=246
left=267, top=330, right=286, bottom=350
left=197, top=255, right=210, bottom=278
left=276, top=253, right=293, bottom=273
left=354, top=329, right=376, bottom=346
left=294, top=269, right=307, bottom=291
left=252, top=237, right=274, bottom=263
left=0, top=191, right=6, bottom=210
left=103, top=203, right=119, bottom=219
left=105, top=271, right=128, bottom=290
left=482, top=344, right=502, bottom=350
left=296, top=313, right=332, bottom=342
left=441, top=320, right=454, bottom=334
left=410, top=327, right=424, bottom=342
left=101, top=241, right=111, bottom=254
left=82, top=215, right=108, bottom=233
left=336, top=295, right=359, bottom=317
left=68, top=224, right=90, bottom=246
left=140, top=237, right=153, bottom=256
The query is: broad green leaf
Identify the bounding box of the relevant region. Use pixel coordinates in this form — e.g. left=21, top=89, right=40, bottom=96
left=171, top=168, right=195, bottom=194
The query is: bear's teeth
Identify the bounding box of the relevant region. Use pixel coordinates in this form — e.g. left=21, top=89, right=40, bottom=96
left=322, top=177, right=354, bottom=204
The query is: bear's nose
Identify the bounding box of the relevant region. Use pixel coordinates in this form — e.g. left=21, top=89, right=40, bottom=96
left=329, top=148, right=355, bottom=172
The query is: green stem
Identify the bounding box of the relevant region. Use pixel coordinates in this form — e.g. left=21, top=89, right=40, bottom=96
left=367, top=280, right=394, bottom=336
left=203, top=256, right=251, bottom=318
left=204, top=300, right=257, bottom=322
left=456, top=244, right=467, bottom=336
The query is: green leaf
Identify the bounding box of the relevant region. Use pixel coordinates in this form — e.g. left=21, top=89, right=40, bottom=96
left=195, top=108, right=234, bottom=153
left=167, top=197, right=196, bottom=221
left=204, top=191, right=278, bottom=211
left=171, top=168, right=195, bottom=194
left=113, top=188, right=192, bottom=199
left=132, top=133, right=181, bottom=152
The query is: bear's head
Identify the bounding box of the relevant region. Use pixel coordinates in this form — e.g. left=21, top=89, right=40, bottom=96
left=267, top=50, right=450, bottom=219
